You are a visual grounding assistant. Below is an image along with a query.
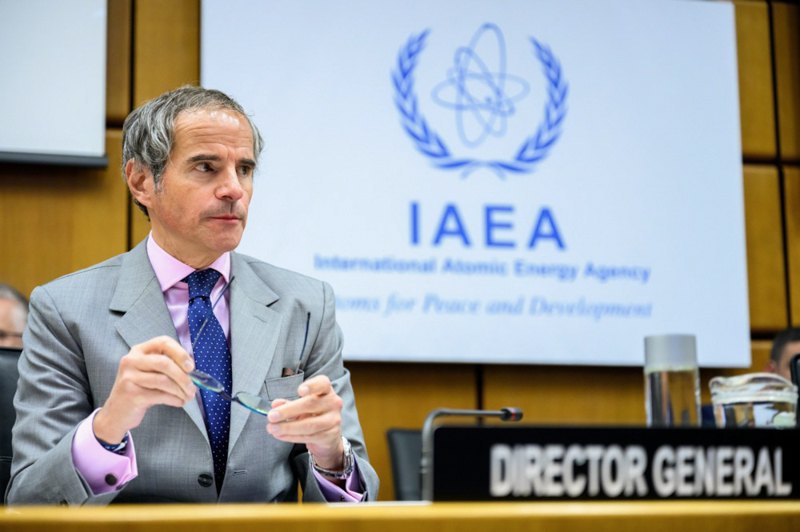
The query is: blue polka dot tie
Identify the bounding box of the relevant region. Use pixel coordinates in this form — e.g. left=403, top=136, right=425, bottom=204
left=184, top=269, right=231, bottom=492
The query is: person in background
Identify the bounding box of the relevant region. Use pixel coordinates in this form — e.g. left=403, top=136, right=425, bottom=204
left=767, top=327, right=800, bottom=382
left=7, top=86, right=378, bottom=505
left=0, top=284, right=27, bottom=349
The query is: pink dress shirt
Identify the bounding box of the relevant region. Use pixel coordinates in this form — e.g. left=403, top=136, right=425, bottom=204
left=71, top=235, right=364, bottom=501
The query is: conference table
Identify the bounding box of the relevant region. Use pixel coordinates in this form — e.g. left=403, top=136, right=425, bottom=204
left=1, top=500, right=799, bottom=532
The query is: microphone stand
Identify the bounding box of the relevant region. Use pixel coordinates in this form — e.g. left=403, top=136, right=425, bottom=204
left=420, top=407, right=523, bottom=501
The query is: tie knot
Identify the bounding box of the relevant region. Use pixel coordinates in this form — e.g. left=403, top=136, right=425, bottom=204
left=183, top=269, right=222, bottom=300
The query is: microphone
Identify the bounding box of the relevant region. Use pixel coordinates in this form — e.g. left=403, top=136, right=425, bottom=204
left=498, top=407, right=524, bottom=421
left=420, top=406, right=523, bottom=500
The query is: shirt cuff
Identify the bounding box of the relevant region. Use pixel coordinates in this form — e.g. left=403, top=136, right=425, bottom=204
left=71, top=409, right=138, bottom=495
left=312, top=461, right=366, bottom=502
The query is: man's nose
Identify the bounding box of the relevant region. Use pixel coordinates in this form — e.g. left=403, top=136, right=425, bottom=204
left=216, top=166, right=245, bottom=201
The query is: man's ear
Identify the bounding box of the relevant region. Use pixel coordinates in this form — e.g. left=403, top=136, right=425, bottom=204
left=766, top=360, right=778, bottom=373
left=125, top=159, right=153, bottom=208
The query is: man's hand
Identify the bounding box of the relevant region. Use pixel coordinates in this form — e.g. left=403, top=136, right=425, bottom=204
left=266, top=375, right=345, bottom=470
left=93, top=336, right=197, bottom=444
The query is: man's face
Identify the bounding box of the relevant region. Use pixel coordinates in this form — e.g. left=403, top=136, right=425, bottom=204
left=131, top=107, right=256, bottom=268
left=776, top=340, right=800, bottom=382
left=0, top=298, right=24, bottom=348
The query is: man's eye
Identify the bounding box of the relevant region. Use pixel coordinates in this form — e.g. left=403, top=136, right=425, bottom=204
left=197, top=162, right=213, bottom=172
left=239, top=166, right=253, bottom=177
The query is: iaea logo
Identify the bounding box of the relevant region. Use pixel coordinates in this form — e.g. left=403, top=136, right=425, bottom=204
left=392, top=23, right=568, bottom=178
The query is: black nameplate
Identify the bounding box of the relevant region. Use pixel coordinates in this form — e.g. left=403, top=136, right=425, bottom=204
left=432, top=425, right=800, bottom=500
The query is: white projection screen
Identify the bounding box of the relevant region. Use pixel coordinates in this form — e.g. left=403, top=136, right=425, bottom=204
left=201, top=0, right=750, bottom=368
left=0, top=0, right=107, bottom=166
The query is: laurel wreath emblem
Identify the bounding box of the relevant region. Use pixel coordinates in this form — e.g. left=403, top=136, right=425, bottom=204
left=391, top=29, right=568, bottom=177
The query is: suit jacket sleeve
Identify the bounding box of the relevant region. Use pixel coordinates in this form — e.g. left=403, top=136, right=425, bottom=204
left=291, top=281, right=379, bottom=501
left=6, top=285, right=118, bottom=505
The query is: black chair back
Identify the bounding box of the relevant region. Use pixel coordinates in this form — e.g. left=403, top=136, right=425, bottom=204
left=386, top=428, right=422, bottom=501
left=0, top=347, right=21, bottom=501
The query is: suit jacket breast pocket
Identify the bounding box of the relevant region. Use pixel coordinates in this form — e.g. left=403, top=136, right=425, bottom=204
left=264, top=371, right=304, bottom=401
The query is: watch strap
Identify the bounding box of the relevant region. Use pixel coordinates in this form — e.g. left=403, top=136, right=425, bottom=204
left=310, top=436, right=354, bottom=480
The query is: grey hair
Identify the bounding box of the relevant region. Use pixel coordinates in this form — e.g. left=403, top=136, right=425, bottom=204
left=121, top=85, right=264, bottom=216
left=0, top=283, right=28, bottom=330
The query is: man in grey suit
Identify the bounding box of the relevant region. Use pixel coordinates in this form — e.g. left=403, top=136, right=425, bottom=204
left=6, top=86, right=378, bottom=505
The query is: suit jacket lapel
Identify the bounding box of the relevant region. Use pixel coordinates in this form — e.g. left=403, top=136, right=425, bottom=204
left=107, top=245, right=282, bottom=452
left=109, top=240, right=207, bottom=440
left=228, top=253, right=282, bottom=452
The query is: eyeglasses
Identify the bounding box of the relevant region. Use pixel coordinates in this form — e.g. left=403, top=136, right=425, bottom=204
left=187, top=276, right=271, bottom=416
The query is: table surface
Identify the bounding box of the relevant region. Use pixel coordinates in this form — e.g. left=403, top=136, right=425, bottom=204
left=2, top=500, right=800, bottom=532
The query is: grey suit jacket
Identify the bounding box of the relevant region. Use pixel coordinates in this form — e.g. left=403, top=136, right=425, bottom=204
left=6, top=240, right=378, bottom=505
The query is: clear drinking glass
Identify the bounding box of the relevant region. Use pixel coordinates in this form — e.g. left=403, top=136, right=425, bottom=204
left=644, top=334, right=701, bottom=427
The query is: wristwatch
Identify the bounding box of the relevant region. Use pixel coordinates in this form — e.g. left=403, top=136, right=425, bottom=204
left=310, top=436, right=355, bottom=479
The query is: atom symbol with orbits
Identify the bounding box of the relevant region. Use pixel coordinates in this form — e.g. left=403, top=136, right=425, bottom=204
left=431, top=23, right=531, bottom=148
left=392, top=24, right=568, bottom=177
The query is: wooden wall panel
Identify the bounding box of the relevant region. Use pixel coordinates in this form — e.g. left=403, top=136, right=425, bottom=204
left=0, top=131, right=128, bottom=297
left=133, top=0, right=200, bottom=106
left=743, top=164, right=787, bottom=331
left=783, top=166, right=800, bottom=324
left=773, top=2, right=800, bottom=161
left=735, top=1, right=777, bottom=159
left=348, top=362, right=476, bottom=500
left=106, top=0, right=132, bottom=124
left=483, top=365, right=645, bottom=425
